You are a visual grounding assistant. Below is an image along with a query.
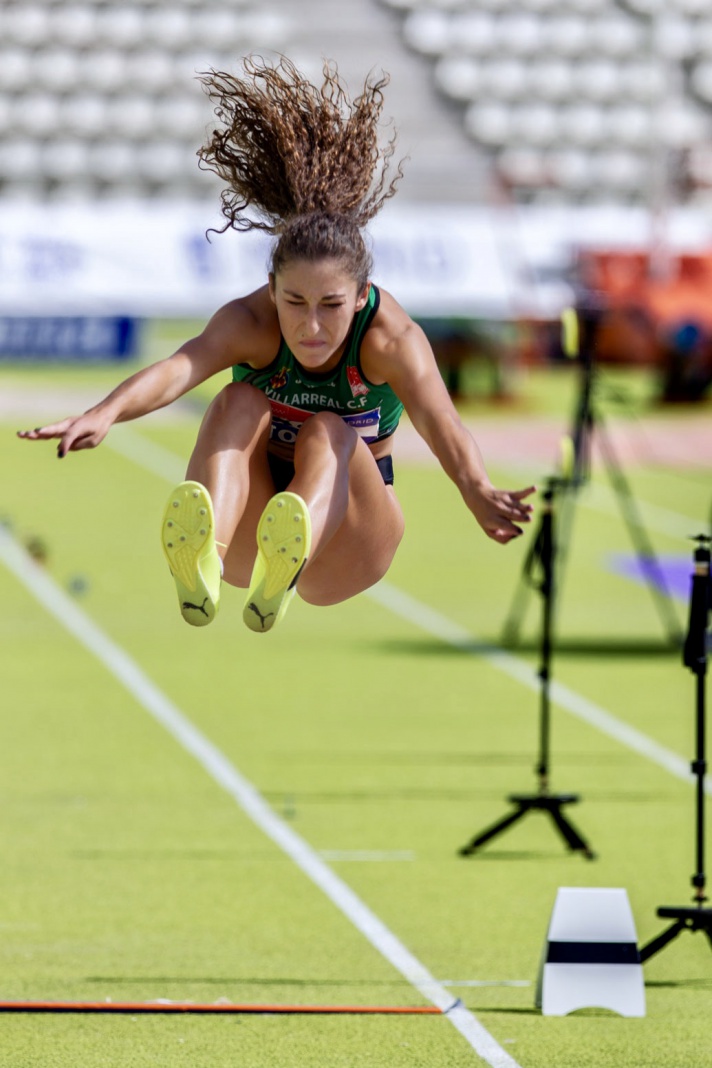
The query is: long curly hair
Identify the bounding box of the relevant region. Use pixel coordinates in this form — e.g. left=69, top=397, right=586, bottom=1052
left=197, top=55, right=405, bottom=286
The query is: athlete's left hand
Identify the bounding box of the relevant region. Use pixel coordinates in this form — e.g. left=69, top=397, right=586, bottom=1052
left=465, top=483, right=536, bottom=544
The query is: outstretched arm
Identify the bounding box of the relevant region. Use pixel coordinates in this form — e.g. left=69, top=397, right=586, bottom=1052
left=373, top=315, right=535, bottom=544
left=17, top=297, right=268, bottom=458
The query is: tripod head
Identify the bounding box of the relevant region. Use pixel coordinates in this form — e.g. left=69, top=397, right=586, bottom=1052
left=683, top=535, right=711, bottom=675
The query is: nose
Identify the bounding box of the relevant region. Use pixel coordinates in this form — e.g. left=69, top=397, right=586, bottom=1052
left=303, top=306, right=321, bottom=337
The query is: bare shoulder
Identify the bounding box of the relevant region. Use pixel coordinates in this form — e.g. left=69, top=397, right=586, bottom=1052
left=194, top=284, right=280, bottom=369
left=361, top=286, right=432, bottom=384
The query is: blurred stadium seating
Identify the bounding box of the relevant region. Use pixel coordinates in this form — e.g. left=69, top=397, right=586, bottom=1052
left=4, top=0, right=711, bottom=207
left=382, top=0, right=712, bottom=205
left=0, top=0, right=490, bottom=204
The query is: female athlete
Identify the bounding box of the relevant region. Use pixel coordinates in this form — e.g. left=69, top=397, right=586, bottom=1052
left=19, top=57, right=534, bottom=633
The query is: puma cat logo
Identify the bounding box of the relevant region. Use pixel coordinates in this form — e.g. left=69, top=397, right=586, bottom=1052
left=182, top=597, right=210, bottom=618
left=247, top=602, right=275, bottom=630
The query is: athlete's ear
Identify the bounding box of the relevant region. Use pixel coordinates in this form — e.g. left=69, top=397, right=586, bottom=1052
left=268, top=273, right=276, bottom=304
left=355, top=281, right=370, bottom=312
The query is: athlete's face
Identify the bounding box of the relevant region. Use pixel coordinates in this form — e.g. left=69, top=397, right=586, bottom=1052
left=269, top=259, right=369, bottom=372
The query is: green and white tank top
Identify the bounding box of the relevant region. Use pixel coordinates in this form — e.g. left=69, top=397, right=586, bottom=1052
left=232, top=284, right=404, bottom=451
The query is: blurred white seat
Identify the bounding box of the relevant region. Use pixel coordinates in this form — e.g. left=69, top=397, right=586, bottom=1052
left=82, top=50, right=128, bottom=93
left=547, top=147, right=592, bottom=193
left=657, top=100, right=710, bottom=147
left=452, top=12, right=497, bottom=56
left=576, top=59, right=623, bottom=103
left=510, top=102, right=559, bottom=145
left=105, top=96, right=156, bottom=139
left=482, top=58, right=528, bottom=101
left=607, top=103, right=653, bottom=147
left=59, top=94, right=108, bottom=138
left=124, top=51, right=176, bottom=93
left=434, top=56, right=482, bottom=101
left=496, top=146, right=548, bottom=189
left=41, top=139, right=91, bottom=181
left=620, top=61, right=668, bottom=103
left=495, top=13, right=543, bottom=57
left=88, top=140, right=139, bottom=182
left=691, top=60, right=712, bottom=104
left=3, top=5, right=51, bottom=46
left=594, top=149, right=647, bottom=193
left=464, top=101, right=512, bottom=145
left=652, top=15, right=696, bottom=60
left=558, top=102, right=606, bottom=146
left=676, top=0, right=709, bottom=13
left=154, top=95, right=209, bottom=135
left=0, top=138, right=42, bottom=180
left=95, top=7, right=146, bottom=49
left=23, top=93, right=62, bottom=138
left=590, top=15, right=644, bottom=59
left=403, top=11, right=452, bottom=56
left=50, top=5, right=97, bottom=49
left=547, top=16, right=589, bottom=58
left=190, top=8, right=243, bottom=50
left=527, top=59, right=573, bottom=102
left=137, top=140, right=195, bottom=183
left=239, top=11, right=290, bottom=49
left=144, top=8, right=193, bottom=49
left=0, top=48, right=31, bottom=92
left=36, top=49, right=82, bottom=94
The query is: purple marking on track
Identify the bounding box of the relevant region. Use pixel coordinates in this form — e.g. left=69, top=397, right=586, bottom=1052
left=606, top=554, right=693, bottom=601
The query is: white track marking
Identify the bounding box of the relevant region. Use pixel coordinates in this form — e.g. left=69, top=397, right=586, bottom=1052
left=580, top=482, right=702, bottom=541
left=366, top=583, right=709, bottom=796
left=106, top=428, right=708, bottom=794
left=0, top=528, right=522, bottom=1068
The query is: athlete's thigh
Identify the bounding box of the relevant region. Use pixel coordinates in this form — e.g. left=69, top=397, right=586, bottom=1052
left=297, top=443, right=404, bottom=605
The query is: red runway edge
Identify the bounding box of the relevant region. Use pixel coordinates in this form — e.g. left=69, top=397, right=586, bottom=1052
left=0, top=1000, right=444, bottom=1015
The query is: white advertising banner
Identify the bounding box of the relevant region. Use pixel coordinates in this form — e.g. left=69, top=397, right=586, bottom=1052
left=1, top=200, right=711, bottom=321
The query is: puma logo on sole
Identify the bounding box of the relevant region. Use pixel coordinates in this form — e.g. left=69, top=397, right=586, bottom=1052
left=247, top=602, right=275, bottom=630
left=182, top=597, right=210, bottom=618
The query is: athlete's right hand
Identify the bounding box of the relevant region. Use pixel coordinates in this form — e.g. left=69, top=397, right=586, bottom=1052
left=17, top=410, right=114, bottom=458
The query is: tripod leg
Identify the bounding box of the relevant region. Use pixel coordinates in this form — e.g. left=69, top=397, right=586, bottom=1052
left=638, top=920, right=686, bottom=963
left=595, top=418, right=682, bottom=645
left=548, top=805, right=596, bottom=859
left=459, top=805, right=528, bottom=856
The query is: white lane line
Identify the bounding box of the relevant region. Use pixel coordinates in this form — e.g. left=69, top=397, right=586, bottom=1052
left=580, top=482, right=702, bottom=542
left=0, top=529, right=522, bottom=1068
left=107, top=427, right=707, bottom=794
left=365, top=582, right=709, bottom=796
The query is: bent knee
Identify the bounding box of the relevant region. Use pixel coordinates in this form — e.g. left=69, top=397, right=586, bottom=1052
left=298, top=541, right=401, bottom=607
left=298, top=411, right=357, bottom=450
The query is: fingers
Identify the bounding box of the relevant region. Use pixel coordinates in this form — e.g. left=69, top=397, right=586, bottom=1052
left=17, top=419, right=73, bottom=441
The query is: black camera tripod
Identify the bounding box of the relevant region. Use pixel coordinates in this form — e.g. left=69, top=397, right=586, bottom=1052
left=460, top=474, right=595, bottom=860
left=640, top=535, right=712, bottom=962
left=502, top=306, right=682, bottom=649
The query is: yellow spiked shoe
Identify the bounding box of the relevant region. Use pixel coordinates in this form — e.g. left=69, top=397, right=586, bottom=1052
left=243, top=491, right=311, bottom=633
left=161, top=481, right=221, bottom=627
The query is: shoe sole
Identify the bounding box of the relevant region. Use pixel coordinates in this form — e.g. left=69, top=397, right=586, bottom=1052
left=243, top=492, right=311, bottom=633
left=161, top=481, right=220, bottom=627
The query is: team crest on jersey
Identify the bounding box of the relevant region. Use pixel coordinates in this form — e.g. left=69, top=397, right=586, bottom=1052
left=269, top=366, right=290, bottom=391
left=346, top=365, right=369, bottom=399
